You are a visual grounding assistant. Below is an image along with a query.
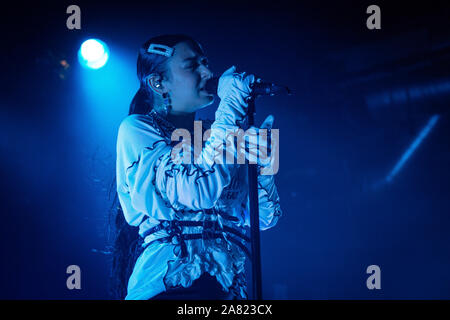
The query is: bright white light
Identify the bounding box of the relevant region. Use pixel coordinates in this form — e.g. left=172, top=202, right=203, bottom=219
left=81, top=40, right=104, bottom=61
left=78, top=39, right=109, bottom=69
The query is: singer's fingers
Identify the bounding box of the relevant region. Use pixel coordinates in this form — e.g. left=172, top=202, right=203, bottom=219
left=223, top=65, right=236, bottom=76
left=260, top=114, right=274, bottom=129
left=244, top=148, right=272, bottom=167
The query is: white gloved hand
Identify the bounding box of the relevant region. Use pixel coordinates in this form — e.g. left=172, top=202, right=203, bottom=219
left=217, top=66, right=255, bottom=100
left=215, top=66, right=256, bottom=126
left=240, top=114, right=279, bottom=175
left=205, top=66, right=257, bottom=167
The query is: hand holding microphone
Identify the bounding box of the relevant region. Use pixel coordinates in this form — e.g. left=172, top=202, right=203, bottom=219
left=214, top=66, right=256, bottom=126
left=206, top=66, right=291, bottom=98
left=212, top=65, right=291, bottom=127
left=216, top=66, right=256, bottom=100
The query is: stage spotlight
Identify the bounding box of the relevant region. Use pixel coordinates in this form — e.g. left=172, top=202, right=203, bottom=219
left=78, top=39, right=109, bottom=69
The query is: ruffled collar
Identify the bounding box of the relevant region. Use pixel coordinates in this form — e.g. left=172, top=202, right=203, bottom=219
left=147, top=109, right=176, bottom=139
left=147, top=109, right=214, bottom=143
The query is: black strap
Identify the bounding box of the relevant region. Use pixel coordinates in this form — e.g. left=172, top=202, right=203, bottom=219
left=142, top=220, right=250, bottom=242
left=143, top=232, right=251, bottom=259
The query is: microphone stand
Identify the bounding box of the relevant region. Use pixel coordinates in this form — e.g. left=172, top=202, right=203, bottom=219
left=245, top=83, right=291, bottom=300
left=246, top=94, right=263, bottom=300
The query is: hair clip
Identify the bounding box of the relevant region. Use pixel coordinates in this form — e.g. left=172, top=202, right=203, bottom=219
left=147, top=43, right=174, bottom=57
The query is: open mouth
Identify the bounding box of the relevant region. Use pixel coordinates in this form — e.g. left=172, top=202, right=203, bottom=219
left=199, top=80, right=213, bottom=95
left=199, top=86, right=209, bottom=93
left=199, top=79, right=209, bottom=91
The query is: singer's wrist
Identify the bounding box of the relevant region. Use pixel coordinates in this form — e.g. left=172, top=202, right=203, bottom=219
left=217, top=96, right=248, bottom=118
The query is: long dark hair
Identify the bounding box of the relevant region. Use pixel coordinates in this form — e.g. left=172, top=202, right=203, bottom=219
left=109, top=34, right=199, bottom=299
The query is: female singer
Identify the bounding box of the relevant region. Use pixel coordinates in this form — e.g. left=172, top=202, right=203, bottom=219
left=112, top=34, right=282, bottom=300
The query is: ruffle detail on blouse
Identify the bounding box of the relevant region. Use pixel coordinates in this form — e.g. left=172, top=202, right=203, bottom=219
left=162, top=235, right=247, bottom=299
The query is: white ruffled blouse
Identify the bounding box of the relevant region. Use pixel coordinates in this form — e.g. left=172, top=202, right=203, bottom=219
left=116, top=110, right=282, bottom=300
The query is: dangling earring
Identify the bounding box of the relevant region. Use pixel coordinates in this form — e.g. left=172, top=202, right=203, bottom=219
left=161, top=92, right=172, bottom=117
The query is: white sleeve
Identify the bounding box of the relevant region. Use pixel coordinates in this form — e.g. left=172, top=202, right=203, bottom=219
left=244, top=172, right=283, bottom=231
left=117, top=114, right=242, bottom=220
left=117, top=68, right=258, bottom=222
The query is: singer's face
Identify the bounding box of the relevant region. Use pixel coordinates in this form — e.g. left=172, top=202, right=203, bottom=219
left=163, top=40, right=214, bottom=114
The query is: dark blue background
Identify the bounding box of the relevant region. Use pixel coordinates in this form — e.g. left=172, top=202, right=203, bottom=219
left=1, top=0, right=450, bottom=299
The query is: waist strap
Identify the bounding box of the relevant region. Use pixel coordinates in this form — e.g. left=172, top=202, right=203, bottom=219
left=141, top=219, right=251, bottom=258
left=142, top=220, right=250, bottom=241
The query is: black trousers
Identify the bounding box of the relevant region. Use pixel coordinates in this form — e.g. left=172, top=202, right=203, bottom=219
left=151, top=273, right=236, bottom=300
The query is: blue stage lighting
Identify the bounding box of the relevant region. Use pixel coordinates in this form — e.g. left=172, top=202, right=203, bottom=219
left=385, top=114, right=440, bottom=183
left=78, top=39, right=109, bottom=69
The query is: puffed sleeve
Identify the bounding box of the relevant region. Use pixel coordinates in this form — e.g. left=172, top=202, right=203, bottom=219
left=116, top=114, right=241, bottom=223
left=244, top=173, right=282, bottom=231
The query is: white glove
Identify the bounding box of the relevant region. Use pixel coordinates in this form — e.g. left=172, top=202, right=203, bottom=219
left=215, top=66, right=256, bottom=127
left=240, top=114, right=279, bottom=175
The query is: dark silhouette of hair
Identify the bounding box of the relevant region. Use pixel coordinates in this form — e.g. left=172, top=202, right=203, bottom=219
left=109, top=34, right=200, bottom=299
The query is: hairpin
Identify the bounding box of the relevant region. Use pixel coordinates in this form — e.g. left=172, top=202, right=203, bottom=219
left=147, top=43, right=174, bottom=57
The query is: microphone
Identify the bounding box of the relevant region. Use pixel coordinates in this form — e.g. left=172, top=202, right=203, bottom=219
left=205, top=77, right=292, bottom=96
